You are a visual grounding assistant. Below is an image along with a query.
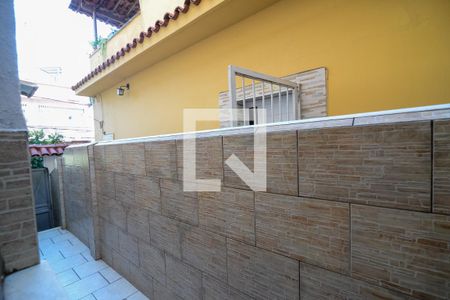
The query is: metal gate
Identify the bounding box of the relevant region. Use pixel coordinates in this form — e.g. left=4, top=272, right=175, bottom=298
left=32, top=168, right=54, bottom=231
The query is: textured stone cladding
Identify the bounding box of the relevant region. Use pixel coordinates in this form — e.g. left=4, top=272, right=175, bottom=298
left=62, top=145, right=99, bottom=258
left=298, top=122, right=431, bottom=211
left=434, top=120, right=450, bottom=214
left=351, top=205, right=450, bottom=299
left=0, top=131, right=39, bottom=272
left=223, top=131, right=298, bottom=195
left=62, top=118, right=450, bottom=300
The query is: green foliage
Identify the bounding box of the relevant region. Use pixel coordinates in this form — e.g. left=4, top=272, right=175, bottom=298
left=90, top=37, right=109, bottom=50
left=28, top=129, right=64, bottom=169
left=47, top=132, right=64, bottom=144
left=28, top=129, right=46, bottom=145
left=29, top=129, right=64, bottom=145
left=31, top=157, right=44, bottom=169
left=89, top=30, right=118, bottom=59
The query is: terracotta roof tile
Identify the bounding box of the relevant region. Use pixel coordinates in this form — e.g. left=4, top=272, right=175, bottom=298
left=29, top=144, right=68, bottom=157
left=72, top=0, right=202, bottom=91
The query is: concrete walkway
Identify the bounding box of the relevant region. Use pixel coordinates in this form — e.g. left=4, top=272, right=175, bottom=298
left=5, top=227, right=148, bottom=300
left=5, top=261, right=69, bottom=300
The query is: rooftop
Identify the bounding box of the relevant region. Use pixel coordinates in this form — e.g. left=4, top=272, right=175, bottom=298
left=71, top=0, right=202, bottom=92
left=69, top=0, right=140, bottom=28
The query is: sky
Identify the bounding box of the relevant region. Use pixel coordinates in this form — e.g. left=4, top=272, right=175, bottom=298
left=14, top=0, right=114, bottom=87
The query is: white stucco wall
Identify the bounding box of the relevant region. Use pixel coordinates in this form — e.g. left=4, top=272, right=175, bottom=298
left=0, top=0, right=26, bottom=131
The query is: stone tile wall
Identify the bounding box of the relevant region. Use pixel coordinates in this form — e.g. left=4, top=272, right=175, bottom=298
left=62, top=144, right=100, bottom=259
left=62, top=116, right=450, bottom=299
left=434, top=120, right=450, bottom=214
left=0, top=131, right=39, bottom=273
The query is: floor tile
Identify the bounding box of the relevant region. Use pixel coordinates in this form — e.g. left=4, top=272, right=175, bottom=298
left=65, top=273, right=109, bottom=300
left=80, top=294, right=96, bottom=300
left=57, top=269, right=80, bottom=286
left=41, top=240, right=71, bottom=257
left=58, top=228, right=71, bottom=235
left=38, top=228, right=61, bottom=241
left=52, top=232, right=75, bottom=243
left=38, top=238, right=54, bottom=248
left=99, top=267, right=121, bottom=283
left=41, top=251, right=65, bottom=264
left=73, top=260, right=108, bottom=278
left=69, top=237, right=86, bottom=247
left=80, top=250, right=94, bottom=262
left=34, top=227, right=147, bottom=300
left=60, top=243, right=90, bottom=258
left=49, top=254, right=87, bottom=273
left=93, top=278, right=137, bottom=300
left=4, top=261, right=69, bottom=300
left=53, top=239, right=75, bottom=249
left=127, top=291, right=149, bottom=300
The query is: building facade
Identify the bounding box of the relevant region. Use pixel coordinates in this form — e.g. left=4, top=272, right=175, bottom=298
left=21, top=82, right=94, bottom=142
left=71, top=0, right=450, bottom=140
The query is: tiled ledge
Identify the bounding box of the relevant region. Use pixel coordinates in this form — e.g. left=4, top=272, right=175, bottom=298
left=94, top=103, right=450, bottom=146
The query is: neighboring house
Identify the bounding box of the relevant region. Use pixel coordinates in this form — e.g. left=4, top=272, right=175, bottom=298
left=70, top=0, right=450, bottom=140
left=20, top=81, right=94, bottom=142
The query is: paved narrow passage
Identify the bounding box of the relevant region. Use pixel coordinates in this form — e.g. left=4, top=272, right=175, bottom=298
left=38, top=227, right=148, bottom=300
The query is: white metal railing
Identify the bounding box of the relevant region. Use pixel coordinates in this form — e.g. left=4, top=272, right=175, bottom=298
left=228, top=65, right=300, bottom=126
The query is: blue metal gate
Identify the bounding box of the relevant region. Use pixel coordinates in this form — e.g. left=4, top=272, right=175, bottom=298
left=32, top=168, right=54, bottom=231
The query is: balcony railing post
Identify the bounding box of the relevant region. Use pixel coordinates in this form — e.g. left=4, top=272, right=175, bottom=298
left=278, top=85, right=282, bottom=122
left=294, top=84, right=300, bottom=120
left=242, top=76, right=246, bottom=126
left=228, top=65, right=238, bottom=127
left=270, top=83, right=274, bottom=123
left=286, top=86, right=289, bottom=121
left=252, top=79, right=256, bottom=124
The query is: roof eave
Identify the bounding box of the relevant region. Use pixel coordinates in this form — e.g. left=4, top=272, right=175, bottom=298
left=73, top=0, right=280, bottom=97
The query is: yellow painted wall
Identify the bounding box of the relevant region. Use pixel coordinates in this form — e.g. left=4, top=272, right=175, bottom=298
left=90, top=13, right=146, bottom=68
left=90, top=0, right=186, bottom=67
left=95, top=0, right=450, bottom=140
